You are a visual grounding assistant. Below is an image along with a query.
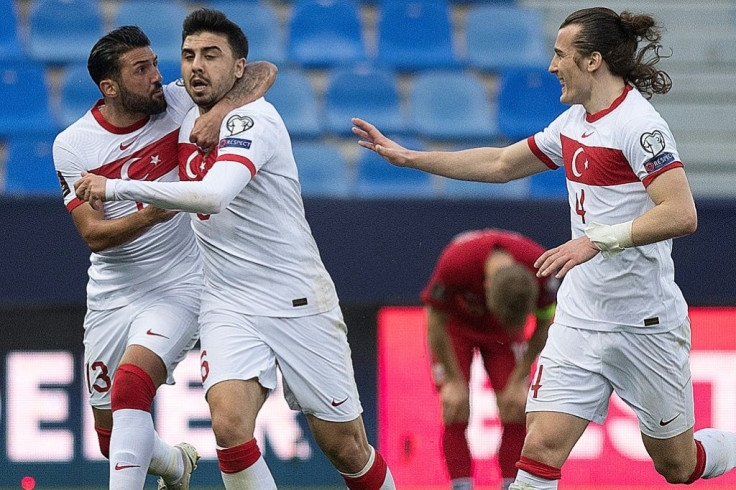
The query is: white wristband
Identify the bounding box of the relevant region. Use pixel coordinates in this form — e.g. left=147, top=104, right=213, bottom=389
left=584, top=221, right=634, bottom=258
left=106, top=179, right=119, bottom=201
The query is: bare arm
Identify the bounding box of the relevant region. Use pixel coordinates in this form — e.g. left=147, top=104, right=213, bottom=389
left=70, top=202, right=176, bottom=253
left=427, top=306, right=470, bottom=424
left=352, top=117, right=549, bottom=182
left=535, top=168, right=697, bottom=279
left=191, top=61, right=278, bottom=148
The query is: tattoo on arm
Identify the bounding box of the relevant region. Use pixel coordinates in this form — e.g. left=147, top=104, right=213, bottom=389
left=225, top=61, right=278, bottom=106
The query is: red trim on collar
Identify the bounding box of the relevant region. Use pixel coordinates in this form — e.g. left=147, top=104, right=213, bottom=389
left=585, top=85, right=633, bottom=123
left=91, top=99, right=150, bottom=134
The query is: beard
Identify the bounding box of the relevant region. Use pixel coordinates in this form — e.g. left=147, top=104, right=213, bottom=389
left=119, top=83, right=167, bottom=116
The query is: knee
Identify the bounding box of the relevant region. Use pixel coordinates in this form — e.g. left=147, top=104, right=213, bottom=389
left=653, top=458, right=695, bottom=484
left=321, top=435, right=370, bottom=473
left=210, top=408, right=250, bottom=447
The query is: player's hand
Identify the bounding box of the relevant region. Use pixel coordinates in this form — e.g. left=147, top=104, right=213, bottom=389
left=190, top=111, right=221, bottom=150
left=534, top=236, right=599, bottom=279
left=140, top=205, right=178, bottom=224
left=74, top=172, right=108, bottom=211
left=496, top=378, right=529, bottom=424
left=351, top=117, right=413, bottom=167
left=439, top=380, right=470, bottom=424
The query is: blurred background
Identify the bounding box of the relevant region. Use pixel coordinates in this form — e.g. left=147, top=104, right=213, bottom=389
left=1, top=0, right=735, bottom=488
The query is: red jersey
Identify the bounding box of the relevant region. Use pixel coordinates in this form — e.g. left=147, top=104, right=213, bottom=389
left=421, top=229, right=558, bottom=336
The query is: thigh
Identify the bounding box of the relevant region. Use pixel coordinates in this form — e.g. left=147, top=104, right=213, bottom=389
left=604, top=321, right=694, bottom=439
left=525, top=324, right=613, bottom=425
left=642, top=427, right=697, bottom=473
left=524, top=411, right=590, bottom=467
left=480, top=337, right=524, bottom=391
left=198, top=309, right=278, bottom=396
left=207, top=378, right=269, bottom=446
left=265, top=307, right=363, bottom=422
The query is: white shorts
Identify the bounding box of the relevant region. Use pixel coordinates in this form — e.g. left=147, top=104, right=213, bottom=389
left=83, top=282, right=202, bottom=409
left=199, top=305, right=363, bottom=422
left=526, top=320, right=694, bottom=439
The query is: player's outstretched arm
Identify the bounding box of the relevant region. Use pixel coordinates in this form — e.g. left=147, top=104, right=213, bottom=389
left=352, top=117, right=549, bottom=183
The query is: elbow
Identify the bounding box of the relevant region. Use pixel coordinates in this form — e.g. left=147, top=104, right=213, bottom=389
left=681, top=209, right=697, bottom=236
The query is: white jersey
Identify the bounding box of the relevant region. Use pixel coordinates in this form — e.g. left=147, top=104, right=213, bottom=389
left=528, top=85, right=688, bottom=332
left=110, top=97, right=339, bottom=317
left=53, top=82, right=202, bottom=310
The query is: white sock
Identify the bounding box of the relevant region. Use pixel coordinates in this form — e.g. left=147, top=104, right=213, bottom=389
left=221, top=454, right=277, bottom=489
left=147, top=433, right=184, bottom=482
left=502, top=477, right=515, bottom=490
left=695, top=428, right=736, bottom=479
left=108, top=408, right=154, bottom=490
left=451, top=476, right=473, bottom=490
left=509, top=469, right=558, bottom=489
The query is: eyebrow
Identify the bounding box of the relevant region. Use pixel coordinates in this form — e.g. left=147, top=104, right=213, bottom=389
left=182, top=45, right=224, bottom=55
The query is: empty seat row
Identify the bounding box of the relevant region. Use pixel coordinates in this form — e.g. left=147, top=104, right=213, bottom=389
left=12, top=0, right=549, bottom=73
left=2, top=59, right=566, bottom=142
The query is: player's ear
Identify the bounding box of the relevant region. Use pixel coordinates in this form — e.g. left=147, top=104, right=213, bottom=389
left=234, top=58, right=245, bottom=79
left=588, top=52, right=603, bottom=72
left=100, top=79, right=119, bottom=99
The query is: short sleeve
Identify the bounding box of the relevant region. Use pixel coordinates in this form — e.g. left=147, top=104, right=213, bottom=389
left=214, top=109, right=273, bottom=177
left=621, top=113, right=683, bottom=187
left=52, top=135, right=85, bottom=211
left=528, top=108, right=573, bottom=169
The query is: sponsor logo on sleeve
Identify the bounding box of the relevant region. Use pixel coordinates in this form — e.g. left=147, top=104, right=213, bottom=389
left=644, top=151, right=676, bottom=174
left=219, top=138, right=252, bottom=150
left=226, top=115, right=254, bottom=135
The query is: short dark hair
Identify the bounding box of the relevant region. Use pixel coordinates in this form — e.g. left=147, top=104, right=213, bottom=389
left=87, top=26, right=151, bottom=86
left=561, top=7, right=672, bottom=98
left=488, top=264, right=539, bottom=328
left=182, top=8, right=248, bottom=60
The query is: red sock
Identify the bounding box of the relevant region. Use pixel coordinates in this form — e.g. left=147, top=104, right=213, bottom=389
left=685, top=439, right=706, bottom=484
left=343, top=451, right=388, bottom=490
left=516, top=456, right=562, bottom=480
left=95, top=426, right=111, bottom=458
left=498, top=423, right=525, bottom=479
left=443, top=422, right=472, bottom=479
left=217, top=439, right=262, bottom=474
left=110, top=364, right=156, bottom=412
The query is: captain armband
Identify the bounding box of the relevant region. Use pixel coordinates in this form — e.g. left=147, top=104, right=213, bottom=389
left=584, top=220, right=634, bottom=258
left=535, top=303, right=557, bottom=321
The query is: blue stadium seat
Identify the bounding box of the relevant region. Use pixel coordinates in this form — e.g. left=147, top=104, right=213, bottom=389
left=356, top=137, right=434, bottom=198
left=288, top=0, right=366, bottom=68
left=529, top=168, right=568, bottom=199
left=156, top=60, right=183, bottom=85
left=26, top=0, right=104, bottom=64
left=114, top=2, right=189, bottom=62
left=410, top=71, right=497, bottom=141
left=292, top=142, right=352, bottom=197
left=58, top=63, right=100, bottom=128
left=0, top=2, right=23, bottom=61
left=0, top=61, right=56, bottom=136
left=377, top=0, right=458, bottom=71
left=325, top=66, right=405, bottom=136
left=265, top=69, right=322, bottom=138
left=497, top=68, right=566, bottom=141
left=443, top=177, right=530, bottom=199
left=2, top=134, right=59, bottom=195
left=208, top=1, right=286, bottom=65
left=466, top=5, right=548, bottom=72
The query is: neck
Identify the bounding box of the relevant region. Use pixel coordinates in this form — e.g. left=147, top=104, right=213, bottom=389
left=99, top=100, right=147, bottom=128
left=584, top=75, right=626, bottom=115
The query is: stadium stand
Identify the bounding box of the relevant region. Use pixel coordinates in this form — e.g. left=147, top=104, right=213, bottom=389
left=265, top=68, right=323, bottom=138
left=292, top=141, right=353, bottom=197
left=529, top=168, right=568, bottom=199
left=113, top=1, right=189, bottom=62
left=0, top=1, right=24, bottom=61
left=0, top=60, right=56, bottom=136
left=2, top=133, right=59, bottom=194
left=287, top=0, right=366, bottom=68
left=324, top=65, right=405, bottom=136
left=376, top=0, right=458, bottom=71
left=465, top=4, right=548, bottom=72
left=442, top=177, right=530, bottom=200
left=496, top=67, right=566, bottom=141
left=209, top=1, right=286, bottom=65
left=410, top=70, right=497, bottom=141
left=26, top=0, right=104, bottom=64
left=355, top=136, right=434, bottom=198
left=57, top=63, right=100, bottom=128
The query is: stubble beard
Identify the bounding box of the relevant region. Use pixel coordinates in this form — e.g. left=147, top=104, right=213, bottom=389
left=119, top=84, right=167, bottom=116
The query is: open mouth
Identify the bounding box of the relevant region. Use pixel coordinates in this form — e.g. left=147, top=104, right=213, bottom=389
left=190, top=78, right=208, bottom=94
